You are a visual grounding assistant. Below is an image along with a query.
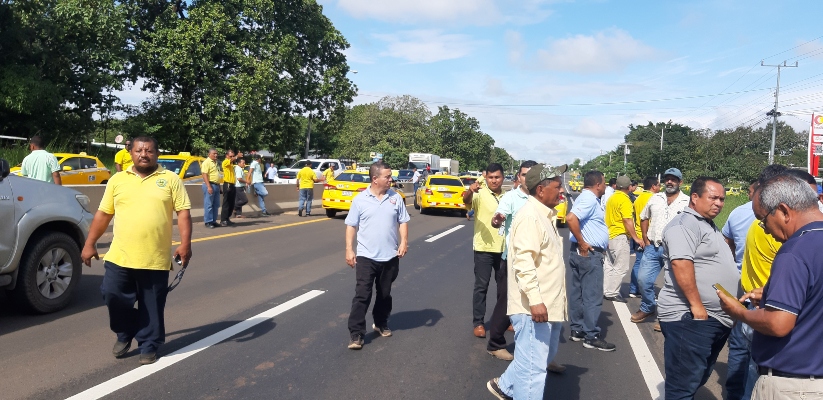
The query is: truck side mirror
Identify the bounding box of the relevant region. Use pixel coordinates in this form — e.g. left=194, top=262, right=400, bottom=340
left=0, top=159, right=9, bottom=180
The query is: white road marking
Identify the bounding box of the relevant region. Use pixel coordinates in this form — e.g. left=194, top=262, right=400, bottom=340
left=66, top=290, right=325, bottom=400
left=613, top=301, right=665, bottom=400
left=425, top=225, right=464, bottom=242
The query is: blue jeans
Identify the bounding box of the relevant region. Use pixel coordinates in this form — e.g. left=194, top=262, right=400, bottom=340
left=253, top=183, right=268, bottom=212
left=568, top=247, right=604, bottom=340
left=498, top=315, right=561, bottom=400
left=202, top=182, right=220, bottom=224
left=660, top=314, right=731, bottom=400
left=630, top=247, right=643, bottom=294
left=100, top=261, right=169, bottom=354
left=638, top=244, right=665, bottom=313
left=298, top=188, right=313, bottom=214
left=727, top=303, right=758, bottom=400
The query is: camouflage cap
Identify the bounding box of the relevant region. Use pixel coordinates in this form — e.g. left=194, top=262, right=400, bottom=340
left=525, top=164, right=568, bottom=191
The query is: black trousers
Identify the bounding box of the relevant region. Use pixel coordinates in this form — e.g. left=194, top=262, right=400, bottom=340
left=487, top=258, right=510, bottom=351
left=220, top=183, right=236, bottom=222
left=473, top=251, right=503, bottom=327
left=348, top=256, right=399, bottom=337
left=100, top=261, right=169, bottom=354
left=234, top=187, right=248, bottom=216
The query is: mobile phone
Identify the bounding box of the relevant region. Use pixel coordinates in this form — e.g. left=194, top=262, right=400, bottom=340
left=713, top=283, right=746, bottom=308
left=174, top=254, right=182, bottom=265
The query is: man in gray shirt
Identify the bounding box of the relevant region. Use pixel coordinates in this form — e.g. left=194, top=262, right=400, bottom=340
left=658, top=177, right=740, bottom=399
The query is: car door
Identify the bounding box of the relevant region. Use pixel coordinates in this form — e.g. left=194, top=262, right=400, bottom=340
left=183, top=159, right=203, bottom=183
left=0, top=178, right=15, bottom=267
left=78, top=157, right=100, bottom=184
left=59, top=157, right=84, bottom=185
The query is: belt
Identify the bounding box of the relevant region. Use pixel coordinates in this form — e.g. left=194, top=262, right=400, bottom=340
left=209, top=181, right=219, bottom=185
left=570, top=242, right=606, bottom=253
left=757, top=366, right=823, bottom=379
left=652, top=240, right=663, bottom=247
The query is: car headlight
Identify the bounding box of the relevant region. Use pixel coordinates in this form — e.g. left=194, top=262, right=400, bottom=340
left=75, top=194, right=92, bottom=213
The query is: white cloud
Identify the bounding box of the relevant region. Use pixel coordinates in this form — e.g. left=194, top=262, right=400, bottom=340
left=330, top=0, right=552, bottom=26
left=536, top=29, right=659, bottom=73
left=572, top=118, right=621, bottom=138
left=483, top=78, right=508, bottom=97
left=343, top=47, right=375, bottom=64
left=505, top=30, right=525, bottom=63
left=374, top=30, right=481, bottom=63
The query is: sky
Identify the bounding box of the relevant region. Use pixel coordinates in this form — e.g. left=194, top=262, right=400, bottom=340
left=117, top=0, right=823, bottom=166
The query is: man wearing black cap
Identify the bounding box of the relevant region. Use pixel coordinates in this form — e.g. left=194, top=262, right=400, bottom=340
left=486, top=164, right=567, bottom=400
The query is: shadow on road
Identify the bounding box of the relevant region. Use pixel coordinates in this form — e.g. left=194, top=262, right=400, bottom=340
left=545, top=363, right=588, bottom=399
left=389, top=308, right=444, bottom=331
left=159, top=319, right=277, bottom=357
left=0, top=274, right=105, bottom=336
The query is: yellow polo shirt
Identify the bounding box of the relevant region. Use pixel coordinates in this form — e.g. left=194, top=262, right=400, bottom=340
left=633, top=191, right=653, bottom=240
left=297, top=167, right=316, bottom=189
left=471, top=187, right=505, bottom=252
left=201, top=158, right=219, bottom=183
left=99, top=166, right=191, bottom=270
left=323, top=168, right=334, bottom=182
left=114, top=149, right=133, bottom=171
left=605, top=190, right=634, bottom=239
left=741, top=220, right=782, bottom=292
left=221, top=158, right=236, bottom=184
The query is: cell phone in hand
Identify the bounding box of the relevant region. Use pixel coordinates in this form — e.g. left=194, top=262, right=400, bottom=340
left=713, top=283, right=746, bottom=308
left=174, top=254, right=183, bottom=265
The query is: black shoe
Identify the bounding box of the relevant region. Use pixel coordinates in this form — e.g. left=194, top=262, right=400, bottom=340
left=139, top=352, right=158, bottom=365
left=583, top=336, right=616, bottom=352
left=373, top=323, right=392, bottom=337
left=306, top=213, right=311, bottom=216
left=347, top=334, right=364, bottom=350
left=112, top=339, right=131, bottom=358
left=568, top=330, right=586, bottom=342
left=629, top=292, right=641, bottom=298
left=604, top=295, right=627, bottom=303
left=220, top=221, right=228, bottom=227
left=486, top=377, right=512, bottom=400
left=205, top=223, right=215, bottom=229
left=298, top=209, right=303, bottom=217
left=261, top=211, right=271, bottom=216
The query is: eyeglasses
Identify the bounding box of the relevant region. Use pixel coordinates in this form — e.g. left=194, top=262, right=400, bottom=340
left=758, top=211, right=774, bottom=229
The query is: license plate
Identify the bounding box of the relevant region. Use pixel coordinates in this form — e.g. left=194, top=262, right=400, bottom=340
left=443, top=193, right=452, bottom=198
left=342, top=191, right=352, bottom=197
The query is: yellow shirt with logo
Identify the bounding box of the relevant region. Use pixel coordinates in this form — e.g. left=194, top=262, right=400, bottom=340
left=633, top=191, right=653, bottom=240
left=471, top=187, right=505, bottom=252
left=221, top=158, right=236, bottom=184
left=605, top=191, right=634, bottom=239
left=201, top=158, right=219, bottom=183
left=741, top=220, right=782, bottom=292
left=114, top=149, right=133, bottom=171
left=99, top=166, right=191, bottom=270
left=297, top=167, right=316, bottom=189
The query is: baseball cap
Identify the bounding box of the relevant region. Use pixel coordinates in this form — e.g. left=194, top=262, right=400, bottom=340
left=663, top=168, right=683, bottom=181
left=525, top=164, right=568, bottom=191
left=616, top=175, right=631, bottom=189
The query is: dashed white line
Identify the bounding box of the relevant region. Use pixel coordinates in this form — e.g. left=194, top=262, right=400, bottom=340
left=612, top=301, right=665, bottom=400
left=425, top=225, right=465, bottom=242
left=66, top=290, right=325, bottom=400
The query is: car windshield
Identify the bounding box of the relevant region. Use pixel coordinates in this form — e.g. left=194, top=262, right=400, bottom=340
left=333, top=173, right=371, bottom=183
left=157, top=159, right=185, bottom=174
left=428, top=178, right=463, bottom=187
left=461, top=178, right=477, bottom=186
left=397, top=170, right=414, bottom=179
left=289, top=160, right=321, bottom=169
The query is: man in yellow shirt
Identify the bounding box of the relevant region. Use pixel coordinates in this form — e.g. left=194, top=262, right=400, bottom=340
left=220, top=150, right=237, bottom=226
left=603, top=175, right=644, bottom=302
left=323, top=163, right=336, bottom=182
left=114, top=139, right=133, bottom=172
left=80, top=136, right=192, bottom=366
left=463, top=163, right=506, bottom=341
left=296, top=161, right=318, bottom=217
left=201, top=148, right=220, bottom=228
left=629, top=177, right=660, bottom=298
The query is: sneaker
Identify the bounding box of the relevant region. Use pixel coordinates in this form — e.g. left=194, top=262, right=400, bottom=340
left=631, top=310, right=655, bottom=323
left=486, top=377, right=512, bottom=400
left=487, top=349, right=514, bottom=361
left=583, top=336, right=616, bottom=352
left=112, top=339, right=131, bottom=358
left=298, top=209, right=303, bottom=217
left=604, top=295, right=627, bottom=303
left=347, top=334, right=364, bottom=350
left=373, top=324, right=392, bottom=337
left=139, top=352, right=157, bottom=365
left=568, top=330, right=586, bottom=342
left=629, top=292, right=641, bottom=298
left=205, top=223, right=215, bottom=229
left=220, top=221, right=228, bottom=227
left=261, top=211, right=271, bottom=216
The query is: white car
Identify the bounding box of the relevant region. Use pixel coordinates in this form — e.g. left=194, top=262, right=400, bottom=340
left=277, top=159, right=344, bottom=184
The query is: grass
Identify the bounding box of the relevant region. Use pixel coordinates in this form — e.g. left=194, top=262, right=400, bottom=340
left=714, top=194, right=749, bottom=228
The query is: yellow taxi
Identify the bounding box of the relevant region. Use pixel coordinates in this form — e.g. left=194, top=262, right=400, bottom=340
left=554, top=193, right=568, bottom=227
left=415, top=175, right=468, bottom=217
left=322, top=171, right=407, bottom=218
left=11, top=152, right=111, bottom=185
left=568, top=180, right=583, bottom=191
left=157, top=152, right=208, bottom=183
left=726, top=187, right=742, bottom=196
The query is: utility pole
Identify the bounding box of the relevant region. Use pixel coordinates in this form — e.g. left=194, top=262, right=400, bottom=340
left=761, top=60, right=798, bottom=165
left=620, top=143, right=631, bottom=170
left=304, top=114, right=312, bottom=159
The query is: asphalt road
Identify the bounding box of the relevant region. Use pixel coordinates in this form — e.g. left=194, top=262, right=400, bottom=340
left=0, top=205, right=731, bottom=400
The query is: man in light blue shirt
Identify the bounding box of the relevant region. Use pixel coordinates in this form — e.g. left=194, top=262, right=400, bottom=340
left=248, top=154, right=270, bottom=216
left=345, top=162, right=410, bottom=350
left=722, top=181, right=757, bottom=271
left=566, top=170, right=615, bottom=351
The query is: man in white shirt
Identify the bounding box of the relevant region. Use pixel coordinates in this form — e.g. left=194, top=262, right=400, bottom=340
left=631, top=168, right=690, bottom=325
left=265, top=163, right=278, bottom=183
left=411, top=167, right=421, bottom=194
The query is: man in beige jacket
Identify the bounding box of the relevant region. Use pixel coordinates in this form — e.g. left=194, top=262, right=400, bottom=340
left=487, top=164, right=568, bottom=400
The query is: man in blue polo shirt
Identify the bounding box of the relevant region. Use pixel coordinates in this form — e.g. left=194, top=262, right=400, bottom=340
left=719, top=173, right=823, bottom=399
left=566, top=170, right=615, bottom=352
left=345, top=162, right=410, bottom=350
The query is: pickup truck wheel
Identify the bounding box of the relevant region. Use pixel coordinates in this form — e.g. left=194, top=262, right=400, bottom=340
left=10, top=232, right=82, bottom=314
left=325, top=209, right=337, bottom=218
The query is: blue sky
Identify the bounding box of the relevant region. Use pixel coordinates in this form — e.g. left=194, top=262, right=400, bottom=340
left=314, top=0, right=823, bottom=166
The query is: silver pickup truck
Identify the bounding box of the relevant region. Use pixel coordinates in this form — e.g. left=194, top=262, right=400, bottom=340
left=0, top=159, right=93, bottom=313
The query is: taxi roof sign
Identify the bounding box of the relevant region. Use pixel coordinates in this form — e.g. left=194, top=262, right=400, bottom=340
left=178, top=152, right=191, bottom=156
